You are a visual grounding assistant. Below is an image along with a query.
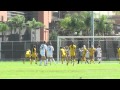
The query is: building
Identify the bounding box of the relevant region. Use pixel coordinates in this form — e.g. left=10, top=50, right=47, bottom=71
left=0, top=11, right=52, bottom=42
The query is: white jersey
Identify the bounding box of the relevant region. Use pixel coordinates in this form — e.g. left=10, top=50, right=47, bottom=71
left=96, top=47, right=102, bottom=57
left=40, top=44, right=47, bottom=56
left=47, top=45, right=54, bottom=57
left=66, top=48, right=70, bottom=56
left=86, top=50, right=89, bottom=58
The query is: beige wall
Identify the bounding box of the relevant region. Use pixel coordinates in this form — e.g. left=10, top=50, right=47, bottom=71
left=0, top=11, right=7, bottom=22
left=38, top=11, right=52, bottom=42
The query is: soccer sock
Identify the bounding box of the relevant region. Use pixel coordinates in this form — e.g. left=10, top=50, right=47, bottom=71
left=50, top=59, right=52, bottom=65
left=86, top=60, right=88, bottom=64
left=73, top=59, right=75, bottom=66
left=40, top=60, right=42, bottom=65
left=46, top=59, right=48, bottom=64
left=44, top=60, right=46, bottom=66
left=92, top=59, right=95, bottom=64
left=62, top=59, right=63, bottom=64
left=81, top=59, right=83, bottom=64
left=99, top=58, right=101, bottom=63
left=23, top=59, right=25, bottom=64
left=30, top=60, right=32, bottom=64
left=35, top=59, right=36, bottom=64
left=71, top=59, right=72, bottom=64
left=52, top=58, right=55, bottom=62
left=78, top=59, right=79, bottom=64
left=53, top=58, right=56, bottom=64
left=98, top=58, right=100, bottom=63
left=66, top=60, right=68, bottom=65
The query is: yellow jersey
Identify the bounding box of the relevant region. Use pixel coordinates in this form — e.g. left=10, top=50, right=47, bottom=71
left=32, top=48, right=36, bottom=53
left=69, top=45, right=76, bottom=53
left=82, top=48, right=87, bottom=56
left=26, top=50, right=31, bottom=55
left=117, top=48, right=120, bottom=54
left=89, top=48, right=96, bottom=55
left=60, top=48, right=66, bottom=56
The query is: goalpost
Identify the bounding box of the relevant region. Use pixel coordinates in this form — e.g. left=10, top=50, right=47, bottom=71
left=57, top=36, right=120, bottom=62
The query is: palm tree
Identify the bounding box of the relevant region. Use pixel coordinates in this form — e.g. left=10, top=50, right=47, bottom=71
left=60, top=13, right=85, bottom=36
left=26, top=18, right=44, bottom=41
left=7, top=14, right=25, bottom=41
left=79, top=11, right=92, bottom=36
left=0, top=22, right=9, bottom=41
left=49, top=30, right=58, bottom=40
left=105, top=23, right=113, bottom=35
left=95, top=15, right=107, bottom=35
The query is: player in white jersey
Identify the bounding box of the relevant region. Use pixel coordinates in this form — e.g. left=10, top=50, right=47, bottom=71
left=96, top=45, right=102, bottom=64
left=39, top=41, right=47, bottom=66
left=47, top=42, right=54, bottom=65
left=85, top=49, right=90, bottom=64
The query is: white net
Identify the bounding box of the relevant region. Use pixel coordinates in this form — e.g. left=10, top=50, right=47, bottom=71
left=57, top=36, right=120, bottom=62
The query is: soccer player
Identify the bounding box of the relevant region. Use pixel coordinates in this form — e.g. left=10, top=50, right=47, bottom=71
left=117, top=46, right=120, bottom=62
left=78, top=48, right=82, bottom=64
left=96, top=45, right=102, bottom=64
left=60, top=47, right=66, bottom=64
left=69, top=42, right=76, bottom=66
left=31, top=45, right=37, bottom=64
left=39, top=41, right=47, bottom=66
left=47, top=42, right=54, bottom=65
left=81, top=45, right=87, bottom=64
left=85, top=49, right=90, bottom=64
left=24, top=49, right=31, bottom=64
left=89, top=45, right=96, bottom=64
left=65, top=45, right=70, bottom=65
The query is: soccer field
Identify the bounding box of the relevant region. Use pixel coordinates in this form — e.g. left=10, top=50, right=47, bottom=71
left=0, top=61, right=120, bottom=79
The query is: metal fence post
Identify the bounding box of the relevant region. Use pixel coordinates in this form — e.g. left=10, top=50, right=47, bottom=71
left=12, top=41, right=13, bottom=60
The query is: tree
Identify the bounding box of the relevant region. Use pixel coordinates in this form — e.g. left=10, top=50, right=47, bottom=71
left=0, top=22, right=9, bottom=41
left=26, top=18, right=44, bottom=41
left=105, top=23, right=113, bottom=35
left=59, top=14, right=71, bottom=30
left=59, top=13, right=85, bottom=36
left=7, top=14, right=26, bottom=41
left=95, top=15, right=108, bottom=35
left=80, top=11, right=92, bottom=35
left=49, top=30, right=58, bottom=40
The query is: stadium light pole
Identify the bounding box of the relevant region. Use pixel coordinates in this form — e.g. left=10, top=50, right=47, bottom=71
left=91, top=11, right=94, bottom=47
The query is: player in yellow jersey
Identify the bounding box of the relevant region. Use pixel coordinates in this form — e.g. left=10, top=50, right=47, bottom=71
left=31, top=45, right=37, bottom=64
left=117, top=47, right=120, bottom=62
left=81, top=45, right=87, bottom=63
left=89, top=45, right=96, bottom=64
left=60, top=47, right=66, bottom=64
left=65, top=45, right=70, bottom=65
left=69, top=42, right=76, bottom=66
left=24, top=49, right=31, bottom=64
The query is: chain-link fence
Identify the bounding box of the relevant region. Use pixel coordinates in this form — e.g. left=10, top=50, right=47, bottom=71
left=58, top=37, right=120, bottom=61
left=0, top=37, right=120, bottom=61
left=0, top=41, right=57, bottom=61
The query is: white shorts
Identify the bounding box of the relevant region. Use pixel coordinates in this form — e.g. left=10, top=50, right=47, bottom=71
left=97, top=57, right=102, bottom=61
left=47, top=53, right=53, bottom=57
left=40, top=52, right=45, bottom=57
left=97, top=53, right=102, bottom=57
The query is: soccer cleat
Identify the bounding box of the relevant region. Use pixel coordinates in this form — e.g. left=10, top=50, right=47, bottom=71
left=66, top=62, right=68, bottom=66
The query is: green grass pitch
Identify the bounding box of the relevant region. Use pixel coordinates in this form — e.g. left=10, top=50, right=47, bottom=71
left=0, top=61, right=120, bottom=79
